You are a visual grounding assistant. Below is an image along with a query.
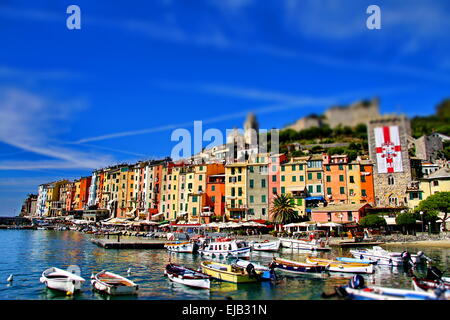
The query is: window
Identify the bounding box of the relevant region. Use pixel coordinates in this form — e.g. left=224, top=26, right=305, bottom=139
left=248, top=166, right=254, bottom=173
left=340, top=187, right=345, bottom=194
left=300, top=176, right=304, bottom=182
left=211, top=196, right=215, bottom=203
left=272, top=165, right=277, bottom=172
left=238, top=187, right=243, bottom=196
left=281, top=175, right=285, bottom=182
left=339, top=175, right=344, bottom=182
left=281, top=187, right=285, bottom=194
left=250, top=195, right=254, bottom=203
left=299, top=164, right=304, bottom=170
left=326, top=176, right=331, bottom=182
left=362, top=189, right=367, bottom=197
left=272, top=187, right=277, bottom=194
left=308, top=173, right=312, bottom=180
left=261, top=195, right=266, bottom=203
left=433, top=181, right=439, bottom=186
left=249, top=179, right=254, bottom=188
left=199, top=175, right=203, bottom=181
left=349, top=176, right=355, bottom=183
left=192, top=195, right=198, bottom=202
left=292, top=176, right=296, bottom=182
left=326, top=165, right=331, bottom=171
left=281, top=166, right=285, bottom=172
left=231, top=188, right=235, bottom=196
left=192, top=207, right=197, bottom=216
left=317, top=173, right=322, bottom=179
left=349, top=189, right=354, bottom=196
left=261, top=179, right=266, bottom=188
left=339, top=165, right=344, bottom=170
left=292, top=165, right=296, bottom=171
left=361, top=176, right=366, bottom=183
left=349, top=164, right=353, bottom=170
left=272, top=175, right=277, bottom=182
left=238, top=175, right=242, bottom=182
left=388, top=176, right=395, bottom=185
left=316, top=185, right=322, bottom=193
left=348, top=212, right=353, bottom=221
left=327, top=187, right=332, bottom=195
left=308, top=185, right=313, bottom=193
left=262, top=208, right=266, bottom=216
left=212, top=185, right=215, bottom=191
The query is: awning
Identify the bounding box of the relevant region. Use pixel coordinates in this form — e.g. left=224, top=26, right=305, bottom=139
left=305, top=196, right=325, bottom=201
left=284, top=222, right=317, bottom=228
left=318, top=222, right=342, bottom=227
left=178, top=212, right=188, bottom=216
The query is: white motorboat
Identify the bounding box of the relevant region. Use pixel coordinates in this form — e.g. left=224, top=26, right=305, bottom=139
left=164, top=263, right=210, bottom=289
left=343, top=285, right=447, bottom=300
left=279, top=237, right=331, bottom=251
left=164, top=241, right=196, bottom=253
left=350, top=246, right=426, bottom=266
left=40, top=267, right=85, bottom=295
left=198, top=238, right=251, bottom=258
left=250, top=240, right=280, bottom=252
left=91, top=270, right=139, bottom=295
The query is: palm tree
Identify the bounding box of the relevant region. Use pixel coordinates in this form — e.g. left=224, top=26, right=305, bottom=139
left=270, top=194, right=300, bottom=230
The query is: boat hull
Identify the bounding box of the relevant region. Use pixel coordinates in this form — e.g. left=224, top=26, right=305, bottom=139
left=350, top=249, right=403, bottom=266
left=344, top=286, right=444, bottom=300
left=165, top=242, right=195, bottom=253
left=201, top=262, right=262, bottom=283
left=250, top=240, right=280, bottom=252
left=306, top=257, right=374, bottom=274
left=271, top=258, right=326, bottom=275
left=165, top=271, right=210, bottom=289
left=91, top=271, right=139, bottom=296
left=279, top=238, right=331, bottom=251
left=40, top=267, right=85, bottom=294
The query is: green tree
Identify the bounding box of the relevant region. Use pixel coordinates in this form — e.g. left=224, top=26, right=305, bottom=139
left=417, top=192, right=450, bottom=231
left=359, top=214, right=387, bottom=228
left=436, top=98, right=450, bottom=119
left=395, top=212, right=417, bottom=235
left=269, top=194, right=300, bottom=228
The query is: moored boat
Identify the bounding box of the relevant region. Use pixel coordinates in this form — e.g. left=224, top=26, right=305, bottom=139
left=91, top=270, right=139, bottom=295
left=306, top=257, right=374, bottom=274
left=350, top=246, right=404, bottom=266
left=412, top=277, right=450, bottom=295
left=198, top=239, right=251, bottom=258
left=269, top=257, right=327, bottom=275
left=164, top=263, right=210, bottom=289
left=164, top=241, right=196, bottom=253
left=39, top=267, right=85, bottom=295
left=336, top=257, right=376, bottom=265
left=250, top=240, right=280, bottom=252
left=279, top=237, right=331, bottom=251
left=200, top=261, right=263, bottom=283
left=332, top=275, right=447, bottom=300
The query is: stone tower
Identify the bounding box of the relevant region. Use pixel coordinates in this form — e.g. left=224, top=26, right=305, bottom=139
left=367, top=115, right=412, bottom=207
left=244, top=112, right=259, bottom=147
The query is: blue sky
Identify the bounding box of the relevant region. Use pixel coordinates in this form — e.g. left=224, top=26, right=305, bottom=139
left=0, top=0, right=449, bottom=215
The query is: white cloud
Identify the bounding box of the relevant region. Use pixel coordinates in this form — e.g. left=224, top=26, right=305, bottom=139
left=0, top=87, right=113, bottom=170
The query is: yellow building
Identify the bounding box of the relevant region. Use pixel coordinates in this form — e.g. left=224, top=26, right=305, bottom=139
left=225, top=162, right=248, bottom=219
left=45, top=180, right=69, bottom=217
left=407, top=167, right=450, bottom=210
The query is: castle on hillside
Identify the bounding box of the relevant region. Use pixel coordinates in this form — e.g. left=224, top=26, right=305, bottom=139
left=287, top=98, right=380, bottom=131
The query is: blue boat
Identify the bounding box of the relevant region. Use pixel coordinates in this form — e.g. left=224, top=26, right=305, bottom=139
left=336, top=257, right=377, bottom=265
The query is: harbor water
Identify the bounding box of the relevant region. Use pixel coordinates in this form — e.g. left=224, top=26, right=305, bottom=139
left=1, top=229, right=449, bottom=300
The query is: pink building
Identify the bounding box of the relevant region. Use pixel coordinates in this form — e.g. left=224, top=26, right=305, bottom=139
left=310, top=203, right=372, bottom=224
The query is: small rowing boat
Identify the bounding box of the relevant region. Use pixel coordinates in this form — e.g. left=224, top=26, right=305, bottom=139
left=335, top=257, right=376, bottom=265
left=231, top=259, right=275, bottom=280
left=91, top=270, right=139, bottom=295
left=164, top=263, right=210, bottom=289
left=164, top=241, right=196, bottom=253
left=269, top=257, right=327, bottom=275
left=200, top=261, right=263, bottom=283
left=249, top=240, right=280, bottom=252
left=350, top=246, right=428, bottom=266
left=306, top=257, right=374, bottom=274
left=40, top=267, right=85, bottom=295
left=412, top=277, right=450, bottom=295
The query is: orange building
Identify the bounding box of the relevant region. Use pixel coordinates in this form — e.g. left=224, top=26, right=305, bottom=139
left=205, top=174, right=226, bottom=220
left=78, top=176, right=92, bottom=210
left=323, top=154, right=349, bottom=204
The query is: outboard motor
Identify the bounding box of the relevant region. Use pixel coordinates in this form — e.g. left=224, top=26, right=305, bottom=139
left=349, top=274, right=365, bottom=289
left=401, top=251, right=413, bottom=271
left=246, top=263, right=259, bottom=279
left=427, top=266, right=443, bottom=281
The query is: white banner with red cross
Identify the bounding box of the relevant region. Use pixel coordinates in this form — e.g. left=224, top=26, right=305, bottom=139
left=374, top=125, right=403, bottom=173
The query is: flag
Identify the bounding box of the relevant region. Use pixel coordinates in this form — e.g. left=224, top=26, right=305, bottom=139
left=374, top=125, right=403, bottom=173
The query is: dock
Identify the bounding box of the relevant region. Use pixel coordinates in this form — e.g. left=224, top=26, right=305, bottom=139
left=91, top=238, right=166, bottom=249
